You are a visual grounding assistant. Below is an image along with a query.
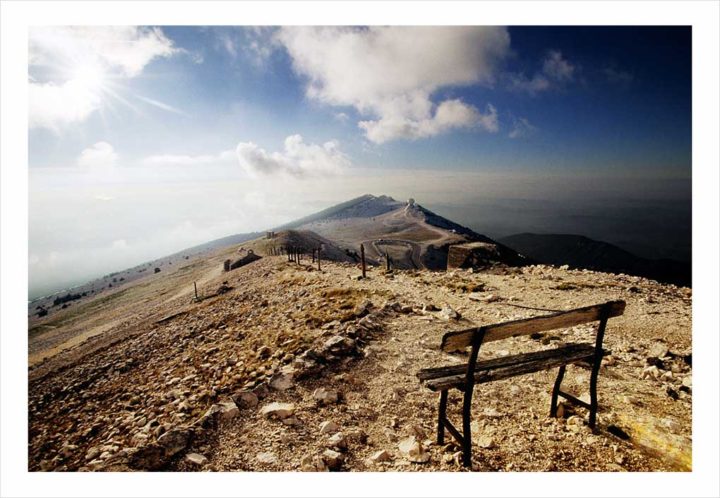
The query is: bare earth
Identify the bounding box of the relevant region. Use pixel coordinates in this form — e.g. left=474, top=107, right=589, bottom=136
left=28, top=253, right=691, bottom=472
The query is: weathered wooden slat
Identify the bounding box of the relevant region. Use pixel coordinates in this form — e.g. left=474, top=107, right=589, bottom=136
left=417, top=343, right=594, bottom=381
left=425, top=347, right=597, bottom=391
left=441, top=300, right=625, bottom=351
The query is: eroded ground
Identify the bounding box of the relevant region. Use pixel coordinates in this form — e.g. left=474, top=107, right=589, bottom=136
left=28, top=255, right=692, bottom=472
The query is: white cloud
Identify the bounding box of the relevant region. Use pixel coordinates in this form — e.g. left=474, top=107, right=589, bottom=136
left=508, top=116, right=537, bottom=139
left=29, top=26, right=179, bottom=130
left=360, top=101, right=498, bottom=144
left=276, top=27, right=510, bottom=143
left=218, top=33, right=238, bottom=58
left=509, top=50, right=576, bottom=95
left=78, top=142, right=118, bottom=168
left=30, top=26, right=177, bottom=78
left=236, top=134, right=349, bottom=178
left=29, top=79, right=103, bottom=130
left=142, top=150, right=236, bottom=167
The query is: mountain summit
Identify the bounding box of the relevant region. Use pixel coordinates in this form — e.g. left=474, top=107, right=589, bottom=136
left=271, top=194, right=524, bottom=270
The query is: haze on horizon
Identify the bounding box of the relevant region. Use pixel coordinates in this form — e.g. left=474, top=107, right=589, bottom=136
left=29, top=26, right=691, bottom=299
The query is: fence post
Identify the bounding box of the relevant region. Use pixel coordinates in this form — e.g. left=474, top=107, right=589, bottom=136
left=194, top=281, right=198, bottom=300
left=360, top=244, right=366, bottom=278
left=386, top=251, right=391, bottom=271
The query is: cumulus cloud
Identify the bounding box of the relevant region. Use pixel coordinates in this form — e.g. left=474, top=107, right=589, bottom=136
left=509, top=50, right=576, bottom=94
left=360, top=101, right=498, bottom=144
left=508, top=116, right=537, bottom=139
left=276, top=27, right=510, bottom=143
left=29, top=26, right=179, bottom=130
left=77, top=142, right=118, bottom=168
left=236, top=135, right=349, bottom=178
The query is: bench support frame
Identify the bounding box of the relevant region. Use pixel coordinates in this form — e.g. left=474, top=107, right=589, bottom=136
left=434, top=303, right=614, bottom=468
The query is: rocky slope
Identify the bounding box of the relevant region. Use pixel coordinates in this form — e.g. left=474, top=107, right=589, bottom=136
left=28, top=254, right=691, bottom=472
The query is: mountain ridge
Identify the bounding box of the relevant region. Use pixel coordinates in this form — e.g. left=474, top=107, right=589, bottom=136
left=499, top=232, right=690, bottom=287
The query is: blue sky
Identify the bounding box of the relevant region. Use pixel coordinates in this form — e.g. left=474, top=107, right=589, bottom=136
left=29, top=26, right=691, bottom=174
left=28, top=26, right=692, bottom=297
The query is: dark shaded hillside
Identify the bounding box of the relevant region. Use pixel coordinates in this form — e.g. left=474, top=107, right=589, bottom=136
left=499, top=233, right=690, bottom=287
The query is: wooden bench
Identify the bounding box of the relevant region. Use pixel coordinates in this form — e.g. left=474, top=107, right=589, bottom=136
left=416, top=300, right=626, bottom=468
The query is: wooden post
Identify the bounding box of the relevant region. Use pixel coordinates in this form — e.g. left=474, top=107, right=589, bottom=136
left=194, top=282, right=198, bottom=300
left=312, top=248, right=316, bottom=263
left=317, top=246, right=321, bottom=271
left=360, top=244, right=366, bottom=279
left=386, top=251, right=391, bottom=271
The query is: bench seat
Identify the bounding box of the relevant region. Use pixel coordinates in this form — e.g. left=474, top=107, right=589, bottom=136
left=418, top=343, right=597, bottom=391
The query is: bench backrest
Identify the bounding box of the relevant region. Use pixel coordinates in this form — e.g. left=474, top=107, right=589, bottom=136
left=441, top=300, right=626, bottom=352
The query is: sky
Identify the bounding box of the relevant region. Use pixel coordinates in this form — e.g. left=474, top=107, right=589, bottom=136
left=28, top=26, right=692, bottom=298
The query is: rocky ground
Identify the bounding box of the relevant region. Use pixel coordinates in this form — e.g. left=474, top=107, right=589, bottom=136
left=28, top=256, right=692, bottom=472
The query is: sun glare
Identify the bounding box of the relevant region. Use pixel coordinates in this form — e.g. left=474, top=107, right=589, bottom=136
left=72, top=64, right=105, bottom=92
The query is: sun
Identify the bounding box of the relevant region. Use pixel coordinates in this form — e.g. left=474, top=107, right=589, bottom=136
left=71, top=63, right=106, bottom=92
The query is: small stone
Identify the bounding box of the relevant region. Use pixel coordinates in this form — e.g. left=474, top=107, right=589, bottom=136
left=327, top=432, right=347, bottom=450
left=682, top=375, right=692, bottom=388
left=368, top=449, right=391, bottom=463
left=256, top=452, right=278, bottom=465
left=85, top=447, right=101, bottom=462
left=218, top=400, right=240, bottom=421
left=185, top=453, right=207, bottom=466
left=233, top=390, right=259, bottom=409
left=319, top=420, right=339, bottom=434
left=157, top=428, right=191, bottom=456
left=439, top=305, right=461, bottom=321
left=398, top=436, right=430, bottom=463
left=281, top=416, right=303, bottom=427
left=300, top=454, right=328, bottom=471
left=322, top=449, right=343, bottom=469
left=313, top=388, right=339, bottom=405
left=642, top=366, right=660, bottom=379
left=477, top=435, right=494, bottom=449
left=270, top=373, right=293, bottom=391
left=260, top=402, right=295, bottom=419
left=648, top=342, right=669, bottom=359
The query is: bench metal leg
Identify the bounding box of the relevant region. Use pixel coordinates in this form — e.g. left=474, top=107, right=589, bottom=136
left=437, top=390, right=448, bottom=445
left=462, top=387, right=474, bottom=468
left=550, top=365, right=566, bottom=417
